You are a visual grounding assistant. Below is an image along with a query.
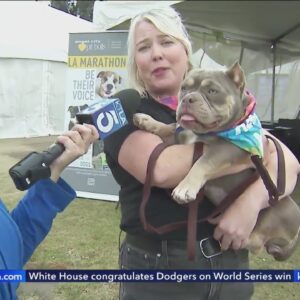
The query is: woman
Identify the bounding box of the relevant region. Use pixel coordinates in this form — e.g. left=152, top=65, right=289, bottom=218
left=103, top=7, right=300, bottom=300
left=0, top=123, right=98, bottom=300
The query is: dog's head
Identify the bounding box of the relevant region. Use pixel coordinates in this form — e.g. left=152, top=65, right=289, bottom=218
left=177, top=62, right=248, bottom=134
left=68, top=104, right=89, bottom=119
left=96, top=71, right=122, bottom=98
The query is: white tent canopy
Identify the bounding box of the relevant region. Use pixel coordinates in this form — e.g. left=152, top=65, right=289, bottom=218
left=0, top=1, right=96, bottom=138
left=94, top=1, right=300, bottom=68
left=93, top=1, right=300, bottom=122
left=1, top=1, right=300, bottom=139
left=93, top=1, right=181, bottom=32
left=0, top=1, right=96, bottom=62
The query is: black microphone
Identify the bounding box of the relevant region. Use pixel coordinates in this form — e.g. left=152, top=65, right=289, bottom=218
left=9, top=89, right=140, bottom=190
left=9, top=143, right=66, bottom=191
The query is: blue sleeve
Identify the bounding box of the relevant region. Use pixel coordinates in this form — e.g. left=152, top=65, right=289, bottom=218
left=10, top=178, right=76, bottom=265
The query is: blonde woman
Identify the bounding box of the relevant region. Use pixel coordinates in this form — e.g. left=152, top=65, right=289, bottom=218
left=104, top=7, right=300, bottom=300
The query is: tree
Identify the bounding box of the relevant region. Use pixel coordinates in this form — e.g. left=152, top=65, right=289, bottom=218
left=49, top=0, right=97, bottom=22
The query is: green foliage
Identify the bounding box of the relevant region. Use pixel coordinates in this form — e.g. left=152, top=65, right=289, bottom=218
left=1, top=137, right=300, bottom=299
left=49, top=0, right=96, bottom=22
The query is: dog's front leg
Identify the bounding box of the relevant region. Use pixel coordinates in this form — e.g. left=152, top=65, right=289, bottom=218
left=172, top=142, right=249, bottom=204
left=133, top=113, right=176, bottom=140
left=172, top=154, right=231, bottom=204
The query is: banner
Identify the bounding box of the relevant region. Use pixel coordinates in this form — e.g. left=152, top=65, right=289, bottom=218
left=62, top=31, right=128, bottom=201
left=2, top=269, right=300, bottom=283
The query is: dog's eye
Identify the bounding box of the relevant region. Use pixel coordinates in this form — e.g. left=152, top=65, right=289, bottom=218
left=208, top=88, right=217, bottom=95
left=181, top=86, right=187, bottom=93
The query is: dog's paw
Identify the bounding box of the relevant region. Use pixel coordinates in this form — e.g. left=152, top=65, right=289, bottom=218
left=133, top=113, right=159, bottom=133
left=172, top=178, right=204, bottom=204
left=172, top=187, right=197, bottom=204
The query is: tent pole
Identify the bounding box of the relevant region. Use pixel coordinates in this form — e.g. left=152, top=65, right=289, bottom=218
left=271, top=43, right=276, bottom=124
left=239, top=46, right=244, bottom=65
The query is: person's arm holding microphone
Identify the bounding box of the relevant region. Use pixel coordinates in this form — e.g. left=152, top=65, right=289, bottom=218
left=49, top=124, right=99, bottom=182
left=0, top=124, right=98, bottom=299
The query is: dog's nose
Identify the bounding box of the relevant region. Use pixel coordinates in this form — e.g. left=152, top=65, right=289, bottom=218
left=182, top=96, right=196, bottom=104
left=107, top=84, right=113, bottom=90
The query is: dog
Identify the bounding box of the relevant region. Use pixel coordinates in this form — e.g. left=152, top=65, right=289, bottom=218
left=95, top=71, right=122, bottom=98
left=67, top=104, right=88, bottom=130
left=133, top=62, right=300, bottom=261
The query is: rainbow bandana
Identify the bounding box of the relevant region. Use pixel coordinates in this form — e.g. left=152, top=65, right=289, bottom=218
left=159, top=91, right=264, bottom=158
left=216, top=91, right=264, bottom=157
left=217, top=112, right=264, bottom=157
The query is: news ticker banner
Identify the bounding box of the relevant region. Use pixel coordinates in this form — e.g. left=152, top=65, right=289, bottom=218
left=2, top=270, right=300, bottom=283
left=62, top=31, right=128, bottom=201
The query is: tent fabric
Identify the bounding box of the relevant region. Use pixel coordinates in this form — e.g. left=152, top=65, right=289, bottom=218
left=1, top=1, right=299, bottom=138
left=93, top=1, right=300, bottom=69
left=0, top=59, right=66, bottom=138
left=174, top=1, right=300, bottom=54
left=173, top=1, right=300, bottom=74
left=92, top=1, right=300, bottom=123
left=0, top=2, right=96, bottom=138
left=0, top=1, right=96, bottom=62
left=93, top=1, right=181, bottom=32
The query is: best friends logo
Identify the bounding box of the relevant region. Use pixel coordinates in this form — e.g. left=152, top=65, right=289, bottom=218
left=78, top=42, right=87, bottom=52
left=76, top=40, right=106, bottom=52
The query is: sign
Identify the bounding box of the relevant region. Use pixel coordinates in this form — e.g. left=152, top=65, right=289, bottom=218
left=61, top=31, right=128, bottom=201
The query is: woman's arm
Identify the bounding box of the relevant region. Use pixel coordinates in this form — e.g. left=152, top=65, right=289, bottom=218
left=120, top=123, right=300, bottom=252
left=50, top=124, right=99, bottom=182
left=118, top=129, right=195, bottom=187
left=118, top=128, right=261, bottom=188
left=211, top=131, right=300, bottom=251
left=11, top=124, right=99, bottom=265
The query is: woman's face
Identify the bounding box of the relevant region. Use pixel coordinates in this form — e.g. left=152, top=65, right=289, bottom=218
left=134, top=20, right=188, bottom=99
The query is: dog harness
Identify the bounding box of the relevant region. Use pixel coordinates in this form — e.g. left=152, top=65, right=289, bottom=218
left=143, top=92, right=284, bottom=260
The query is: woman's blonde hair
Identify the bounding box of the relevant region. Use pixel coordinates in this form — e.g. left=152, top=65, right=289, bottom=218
left=127, top=6, right=193, bottom=95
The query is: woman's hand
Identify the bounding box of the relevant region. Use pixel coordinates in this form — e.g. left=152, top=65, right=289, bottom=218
left=209, top=130, right=299, bottom=251
left=208, top=194, right=261, bottom=251
left=49, top=124, right=99, bottom=182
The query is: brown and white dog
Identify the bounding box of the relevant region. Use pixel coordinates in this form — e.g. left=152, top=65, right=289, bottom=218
left=95, top=71, right=122, bottom=98
left=67, top=104, right=88, bottom=130
left=133, top=63, right=300, bottom=261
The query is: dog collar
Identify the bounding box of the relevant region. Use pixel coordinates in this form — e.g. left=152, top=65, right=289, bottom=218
left=235, top=90, right=256, bottom=126
left=197, top=91, right=263, bottom=157
left=160, top=92, right=263, bottom=157
left=158, top=96, right=178, bottom=111
left=217, top=113, right=264, bottom=157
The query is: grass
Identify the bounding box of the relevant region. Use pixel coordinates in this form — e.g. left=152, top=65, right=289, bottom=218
left=17, top=199, right=121, bottom=300
left=17, top=194, right=300, bottom=300
left=1, top=137, right=300, bottom=299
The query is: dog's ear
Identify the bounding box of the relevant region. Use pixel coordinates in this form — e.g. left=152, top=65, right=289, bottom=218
left=97, top=71, right=105, bottom=78
left=242, top=94, right=250, bottom=110
left=226, top=62, right=245, bottom=94
left=118, top=75, right=122, bottom=84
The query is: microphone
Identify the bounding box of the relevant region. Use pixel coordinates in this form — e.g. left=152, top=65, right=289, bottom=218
left=9, top=143, right=66, bottom=191
left=9, top=89, right=140, bottom=191
left=76, top=98, right=128, bottom=140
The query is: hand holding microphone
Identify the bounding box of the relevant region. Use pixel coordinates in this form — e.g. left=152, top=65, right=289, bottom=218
left=49, top=124, right=99, bottom=182
left=9, top=124, right=99, bottom=190
left=9, top=90, right=140, bottom=190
